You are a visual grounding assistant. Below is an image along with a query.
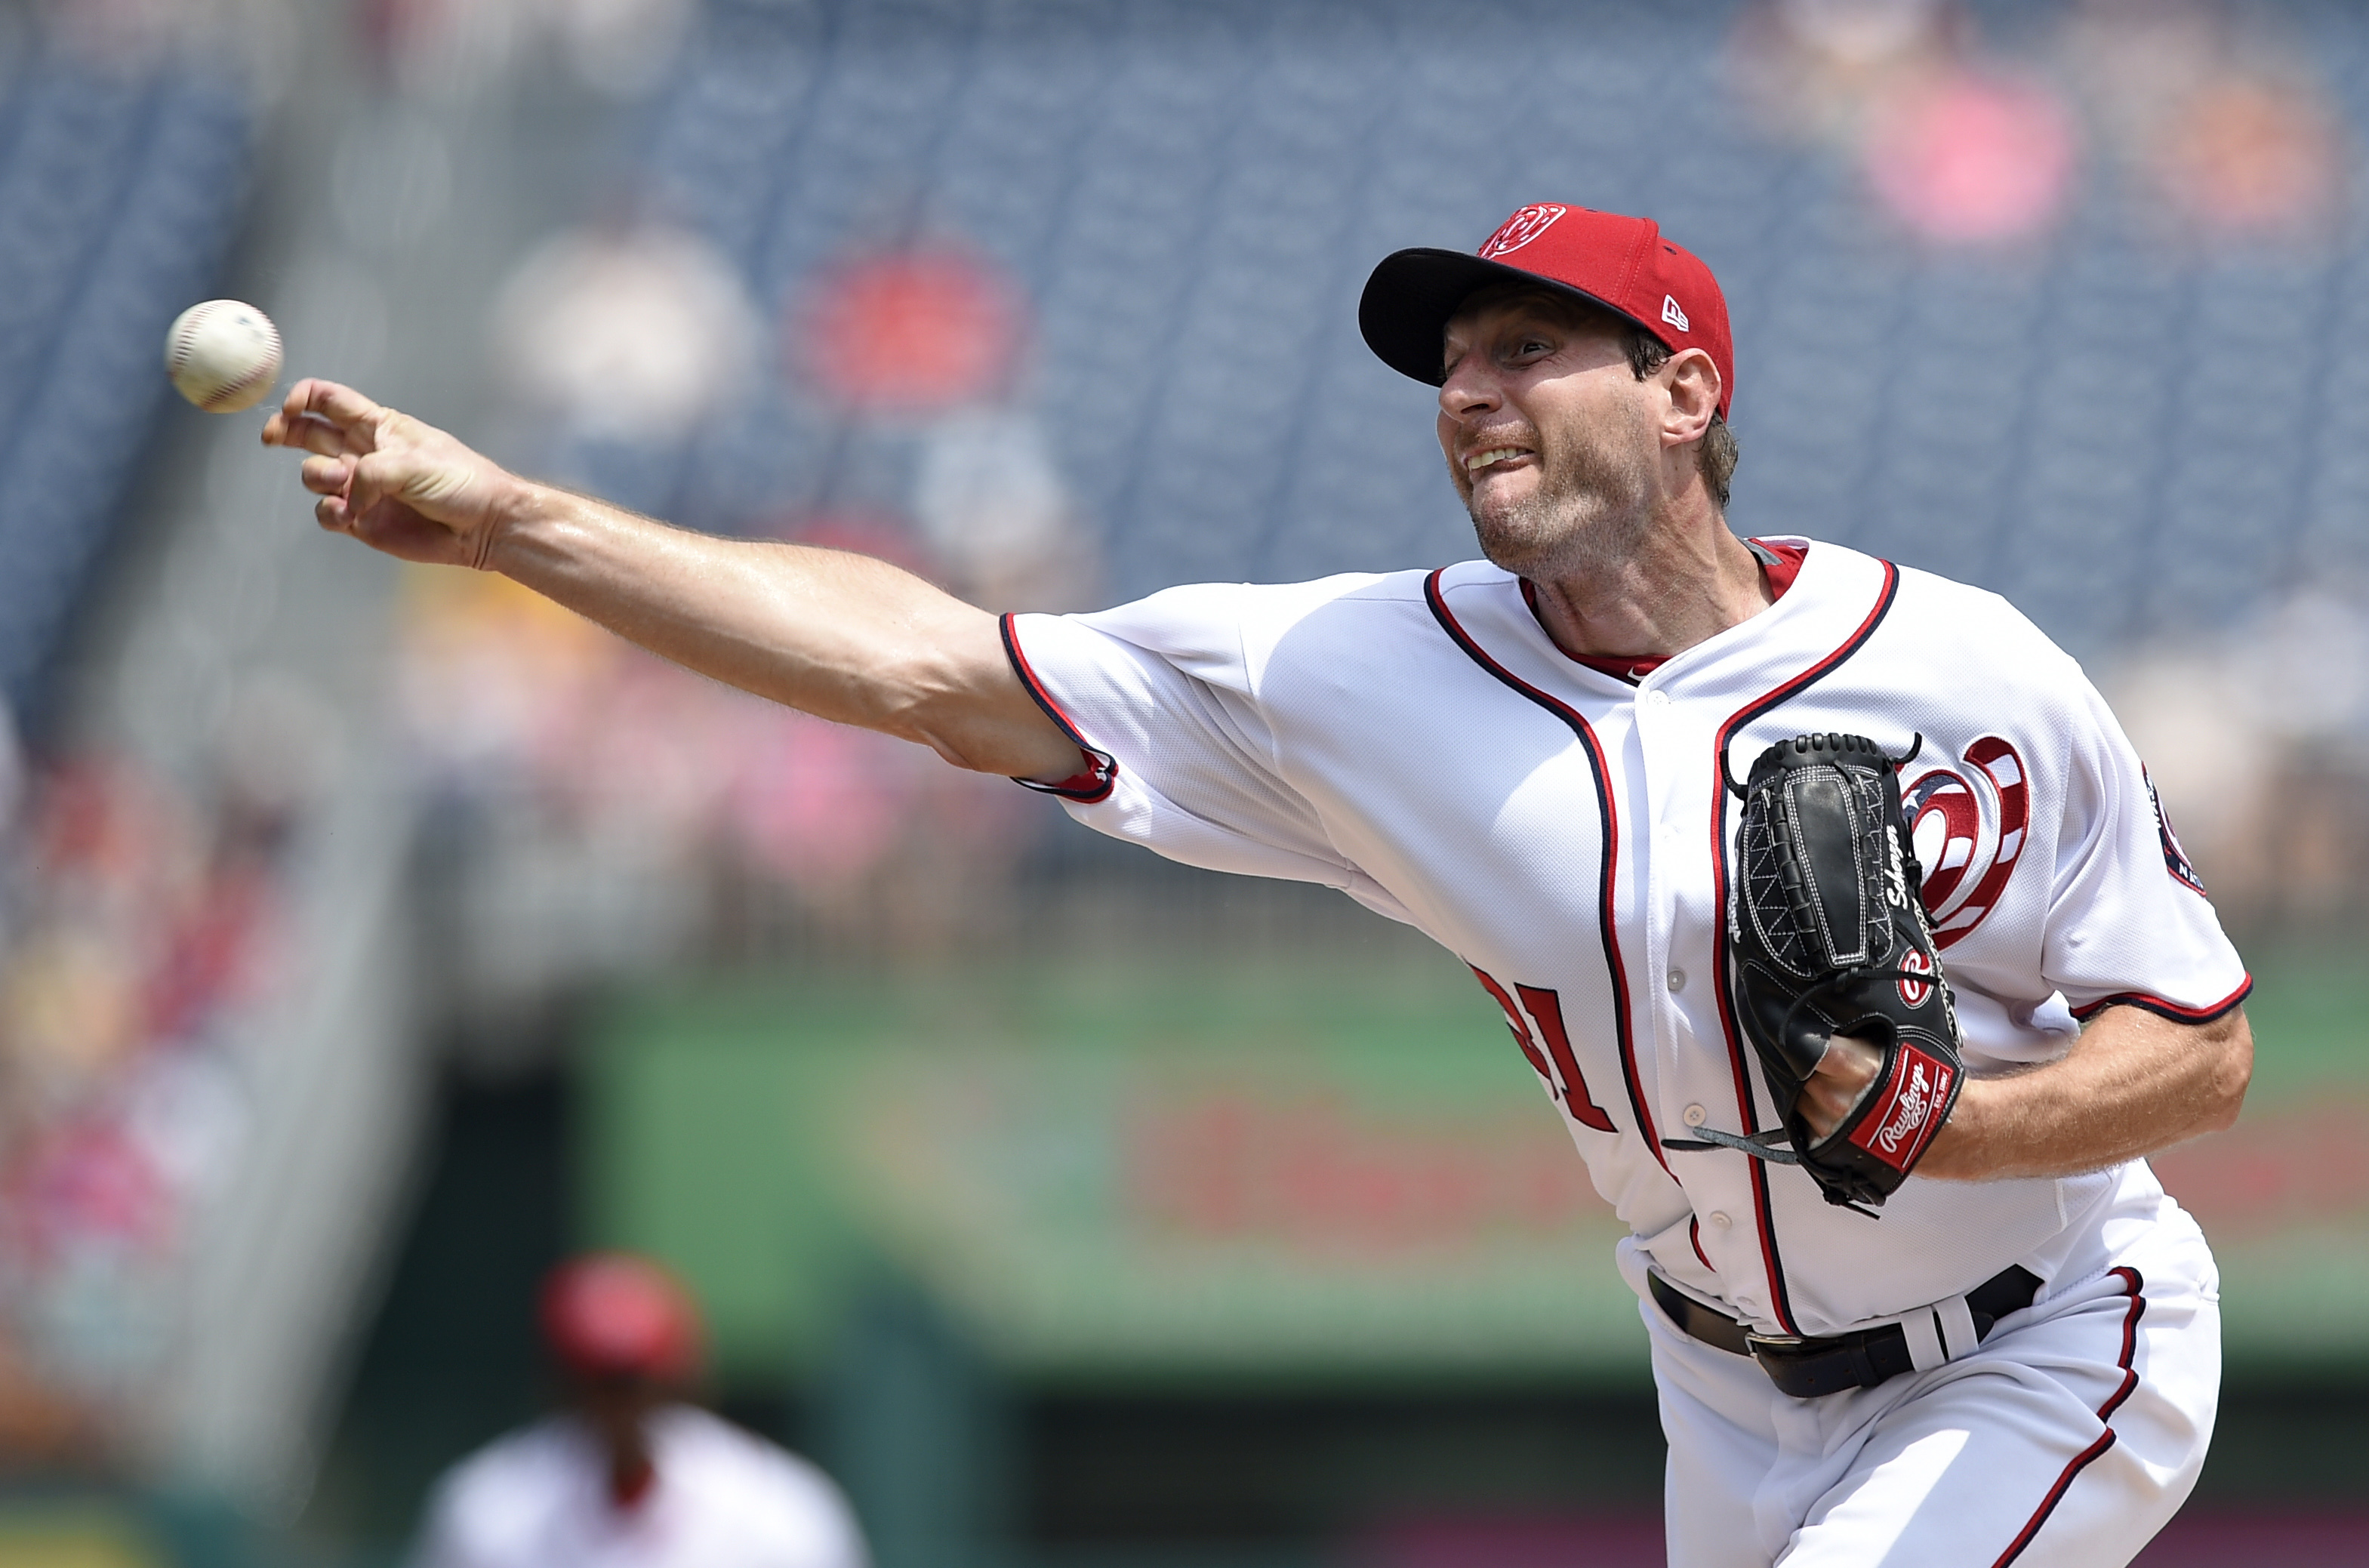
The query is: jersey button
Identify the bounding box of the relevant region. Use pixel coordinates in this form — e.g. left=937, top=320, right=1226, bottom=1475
left=1683, top=1104, right=1708, bottom=1127
left=1644, top=689, right=1671, bottom=710
left=1667, top=967, right=1686, bottom=992
left=1708, top=1211, right=1733, bottom=1230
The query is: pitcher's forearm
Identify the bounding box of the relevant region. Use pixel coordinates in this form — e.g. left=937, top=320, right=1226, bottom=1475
left=1918, top=1004, right=2251, bottom=1181
left=260, top=379, right=1079, bottom=778
left=482, top=483, right=953, bottom=725
left=484, top=482, right=1080, bottom=776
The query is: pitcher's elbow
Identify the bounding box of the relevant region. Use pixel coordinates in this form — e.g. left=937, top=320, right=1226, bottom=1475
left=2203, top=1013, right=2253, bottom=1134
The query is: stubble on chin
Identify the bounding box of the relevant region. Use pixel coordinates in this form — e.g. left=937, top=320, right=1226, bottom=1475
left=1464, top=445, right=1653, bottom=583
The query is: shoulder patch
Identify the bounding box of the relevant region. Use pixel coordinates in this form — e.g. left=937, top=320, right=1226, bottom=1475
left=2145, top=766, right=2209, bottom=896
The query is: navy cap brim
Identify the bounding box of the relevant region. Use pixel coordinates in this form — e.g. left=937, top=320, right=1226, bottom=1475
left=1357, top=247, right=1645, bottom=387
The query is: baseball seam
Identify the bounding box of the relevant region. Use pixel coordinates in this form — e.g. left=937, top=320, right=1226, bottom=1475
left=171, top=303, right=281, bottom=411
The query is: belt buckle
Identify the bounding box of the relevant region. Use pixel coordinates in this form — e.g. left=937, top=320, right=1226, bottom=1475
left=1744, top=1332, right=1809, bottom=1358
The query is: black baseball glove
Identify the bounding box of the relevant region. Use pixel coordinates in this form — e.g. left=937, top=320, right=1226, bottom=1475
left=1666, top=732, right=1964, bottom=1214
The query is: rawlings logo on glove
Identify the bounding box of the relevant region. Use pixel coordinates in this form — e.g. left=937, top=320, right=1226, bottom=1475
left=1859, top=1045, right=1952, bottom=1163
left=1665, top=732, right=1966, bottom=1215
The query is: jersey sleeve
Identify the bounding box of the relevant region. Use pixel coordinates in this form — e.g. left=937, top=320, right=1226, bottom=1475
left=2040, top=676, right=2251, bottom=1022
left=1002, top=584, right=1360, bottom=889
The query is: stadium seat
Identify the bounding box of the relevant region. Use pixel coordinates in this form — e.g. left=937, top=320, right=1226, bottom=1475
left=587, top=0, right=2369, bottom=667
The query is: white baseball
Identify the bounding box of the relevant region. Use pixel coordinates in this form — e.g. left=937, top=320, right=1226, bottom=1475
left=165, top=300, right=283, bottom=414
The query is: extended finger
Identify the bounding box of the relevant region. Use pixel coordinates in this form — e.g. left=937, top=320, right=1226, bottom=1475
left=266, top=411, right=353, bottom=458
left=265, top=384, right=337, bottom=447
left=265, top=381, right=307, bottom=439
left=267, top=380, right=322, bottom=440
left=294, top=412, right=357, bottom=458
left=288, top=378, right=386, bottom=436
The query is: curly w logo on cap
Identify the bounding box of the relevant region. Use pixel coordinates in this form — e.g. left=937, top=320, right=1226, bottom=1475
left=1477, top=204, right=1569, bottom=258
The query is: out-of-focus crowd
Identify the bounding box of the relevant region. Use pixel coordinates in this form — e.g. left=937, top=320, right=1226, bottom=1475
left=2109, top=591, right=2369, bottom=929
left=402, top=203, right=1090, bottom=993
left=1733, top=0, right=2345, bottom=246
left=401, top=93, right=1098, bottom=982
left=398, top=568, right=1046, bottom=978
left=0, top=729, right=302, bottom=1459
left=30, top=0, right=693, bottom=100
left=359, top=0, right=698, bottom=100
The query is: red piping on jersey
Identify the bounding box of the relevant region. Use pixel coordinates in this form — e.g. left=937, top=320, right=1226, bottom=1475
left=1689, top=1218, right=1712, bottom=1271
left=2094, top=1268, right=2147, bottom=1424
left=2069, top=975, right=2252, bottom=1025
left=1000, top=614, right=1119, bottom=803
left=1424, top=570, right=1666, bottom=1176
left=1705, top=559, right=1901, bottom=1335
left=1990, top=1267, right=2146, bottom=1566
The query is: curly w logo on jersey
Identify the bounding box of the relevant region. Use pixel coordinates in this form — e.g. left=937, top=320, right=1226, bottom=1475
left=1901, top=736, right=2030, bottom=948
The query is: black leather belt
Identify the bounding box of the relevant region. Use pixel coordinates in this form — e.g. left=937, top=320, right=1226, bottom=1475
left=1650, top=1266, right=2041, bottom=1399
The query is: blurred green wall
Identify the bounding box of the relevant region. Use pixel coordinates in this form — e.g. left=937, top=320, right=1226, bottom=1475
left=579, top=941, right=2369, bottom=1383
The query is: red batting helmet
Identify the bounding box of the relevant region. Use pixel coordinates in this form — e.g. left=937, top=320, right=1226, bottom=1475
left=539, top=1252, right=704, bottom=1383
left=1359, top=203, right=1734, bottom=418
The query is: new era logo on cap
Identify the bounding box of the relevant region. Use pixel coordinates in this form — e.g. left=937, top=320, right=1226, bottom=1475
left=1357, top=202, right=1736, bottom=417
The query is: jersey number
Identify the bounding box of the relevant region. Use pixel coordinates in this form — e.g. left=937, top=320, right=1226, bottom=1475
left=1471, top=967, right=1616, bottom=1133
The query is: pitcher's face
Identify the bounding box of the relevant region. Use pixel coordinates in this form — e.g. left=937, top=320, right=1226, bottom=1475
left=1437, top=294, right=1662, bottom=580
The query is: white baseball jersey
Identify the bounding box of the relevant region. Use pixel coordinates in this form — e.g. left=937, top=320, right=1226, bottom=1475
left=411, top=1405, right=867, bottom=1568
left=1003, top=538, right=2248, bottom=1339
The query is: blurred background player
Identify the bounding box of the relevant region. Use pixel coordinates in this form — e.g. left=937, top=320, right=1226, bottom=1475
left=411, top=1253, right=867, bottom=1568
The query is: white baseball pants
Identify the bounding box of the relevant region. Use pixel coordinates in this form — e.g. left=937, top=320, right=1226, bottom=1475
left=1647, top=1201, right=2220, bottom=1567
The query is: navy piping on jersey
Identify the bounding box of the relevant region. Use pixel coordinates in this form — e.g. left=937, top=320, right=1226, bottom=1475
left=1423, top=570, right=1667, bottom=1176
left=1705, top=559, right=1900, bottom=1336
left=1989, top=1267, right=2146, bottom=1566
left=1000, top=614, right=1119, bottom=804
left=2069, top=976, right=2253, bottom=1025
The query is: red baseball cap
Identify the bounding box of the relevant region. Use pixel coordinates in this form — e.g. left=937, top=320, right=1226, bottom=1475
left=539, top=1253, right=703, bottom=1383
left=1359, top=203, right=1734, bottom=418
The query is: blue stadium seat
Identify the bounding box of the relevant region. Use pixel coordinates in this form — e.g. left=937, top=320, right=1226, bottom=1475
left=0, top=54, right=250, bottom=715
left=593, top=0, right=2369, bottom=663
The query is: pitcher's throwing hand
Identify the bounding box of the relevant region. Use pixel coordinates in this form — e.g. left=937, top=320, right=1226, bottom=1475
left=262, top=379, right=520, bottom=570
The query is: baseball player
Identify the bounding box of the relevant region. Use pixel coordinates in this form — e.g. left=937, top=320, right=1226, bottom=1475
left=266, top=202, right=2251, bottom=1568
left=411, top=1252, right=867, bottom=1568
